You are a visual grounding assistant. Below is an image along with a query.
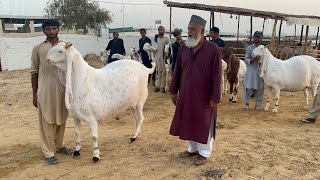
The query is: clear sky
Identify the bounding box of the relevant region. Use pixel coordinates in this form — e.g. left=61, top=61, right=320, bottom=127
left=1, top=0, right=320, bottom=36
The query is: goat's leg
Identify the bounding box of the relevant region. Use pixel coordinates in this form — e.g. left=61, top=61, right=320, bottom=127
left=303, top=88, right=309, bottom=109
left=232, top=82, right=239, bottom=103
left=264, top=86, right=272, bottom=111
left=131, top=103, right=145, bottom=142
left=221, top=72, right=225, bottom=97
left=229, top=82, right=234, bottom=103
left=73, top=118, right=81, bottom=157
left=225, top=76, right=229, bottom=94
left=272, top=88, right=280, bottom=114
left=88, top=120, right=99, bottom=162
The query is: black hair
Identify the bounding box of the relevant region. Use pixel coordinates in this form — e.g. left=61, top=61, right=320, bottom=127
left=140, top=28, right=146, bottom=33
left=42, top=19, right=60, bottom=30
left=210, top=26, right=220, bottom=33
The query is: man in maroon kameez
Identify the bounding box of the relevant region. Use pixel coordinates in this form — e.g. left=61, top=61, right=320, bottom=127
left=169, top=15, right=222, bottom=165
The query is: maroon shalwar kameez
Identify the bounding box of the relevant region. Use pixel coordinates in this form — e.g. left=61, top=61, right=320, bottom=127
left=169, top=40, right=222, bottom=144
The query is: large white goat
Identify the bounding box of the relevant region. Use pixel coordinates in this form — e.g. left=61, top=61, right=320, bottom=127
left=46, top=42, right=156, bottom=162
left=252, top=45, right=320, bottom=113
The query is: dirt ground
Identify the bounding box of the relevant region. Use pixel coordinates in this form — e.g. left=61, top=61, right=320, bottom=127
left=1, top=58, right=320, bottom=180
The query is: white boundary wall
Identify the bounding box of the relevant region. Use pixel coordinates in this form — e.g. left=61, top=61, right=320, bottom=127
left=0, top=33, right=157, bottom=71
left=0, top=34, right=108, bottom=71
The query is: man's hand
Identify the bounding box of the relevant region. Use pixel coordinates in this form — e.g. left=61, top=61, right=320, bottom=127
left=210, top=101, right=217, bottom=109
left=251, top=55, right=261, bottom=63
left=33, top=94, right=38, bottom=108
left=171, top=94, right=178, bottom=105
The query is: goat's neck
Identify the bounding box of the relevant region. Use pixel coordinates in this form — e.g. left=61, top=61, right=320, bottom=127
left=261, top=48, right=281, bottom=78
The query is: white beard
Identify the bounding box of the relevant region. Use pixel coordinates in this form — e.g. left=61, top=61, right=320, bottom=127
left=185, top=33, right=201, bottom=48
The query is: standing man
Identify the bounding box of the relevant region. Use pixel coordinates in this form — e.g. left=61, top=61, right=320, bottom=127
left=169, top=15, right=222, bottom=166
left=154, top=26, right=170, bottom=93
left=106, top=32, right=126, bottom=64
left=138, top=28, right=154, bottom=83
left=243, top=31, right=264, bottom=111
left=171, top=28, right=184, bottom=73
left=209, top=27, right=225, bottom=48
left=30, top=19, right=72, bottom=165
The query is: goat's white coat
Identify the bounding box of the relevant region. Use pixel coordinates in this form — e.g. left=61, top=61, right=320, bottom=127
left=46, top=42, right=156, bottom=161
left=253, top=45, right=320, bottom=113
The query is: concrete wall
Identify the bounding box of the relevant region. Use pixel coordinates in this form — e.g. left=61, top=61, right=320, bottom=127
left=0, top=33, right=157, bottom=71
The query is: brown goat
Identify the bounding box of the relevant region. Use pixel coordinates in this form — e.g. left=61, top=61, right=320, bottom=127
left=221, top=47, right=240, bottom=103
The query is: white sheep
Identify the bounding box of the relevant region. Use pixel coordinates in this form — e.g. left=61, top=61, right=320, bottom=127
left=46, top=42, right=156, bottom=162
left=252, top=45, right=320, bottom=113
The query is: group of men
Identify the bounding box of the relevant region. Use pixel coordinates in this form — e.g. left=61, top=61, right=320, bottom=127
left=31, top=15, right=320, bottom=166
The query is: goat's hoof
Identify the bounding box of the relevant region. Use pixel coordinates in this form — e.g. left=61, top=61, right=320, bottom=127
left=93, top=157, right=100, bottom=163
left=264, top=107, right=269, bottom=111
left=115, top=116, right=120, bottom=120
left=232, top=101, right=237, bottom=103
left=272, top=109, right=278, bottom=114
left=73, top=151, right=81, bottom=157
left=228, top=99, right=232, bottom=103
left=130, top=138, right=137, bottom=143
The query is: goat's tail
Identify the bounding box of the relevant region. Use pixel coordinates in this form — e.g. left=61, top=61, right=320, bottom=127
left=147, top=62, right=156, bottom=74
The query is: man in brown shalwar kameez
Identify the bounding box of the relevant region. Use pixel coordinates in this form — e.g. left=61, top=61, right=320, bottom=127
left=169, top=15, right=222, bottom=165
left=31, top=20, right=72, bottom=165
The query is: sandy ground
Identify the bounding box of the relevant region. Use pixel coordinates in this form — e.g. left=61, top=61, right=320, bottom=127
left=1, top=58, right=320, bottom=180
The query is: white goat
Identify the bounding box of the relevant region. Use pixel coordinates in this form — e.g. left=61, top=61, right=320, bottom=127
left=46, top=42, right=156, bottom=162
left=100, top=50, right=108, bottom=66
left=164, top=44, right=173, bottom=92
left=221, top=60, right=227, bottom=98
left=253, top=45, right=320, bottom=113
left=143, top=43, right=157, bottom=61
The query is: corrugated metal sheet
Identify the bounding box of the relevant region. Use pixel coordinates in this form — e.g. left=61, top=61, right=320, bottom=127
left=0, top=0, right=48, bottom=17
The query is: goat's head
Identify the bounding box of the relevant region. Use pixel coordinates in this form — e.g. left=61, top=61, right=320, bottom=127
left=47, top=42, right=73, bottom=71
left=252, top=45, right=265, bottom=60
left=221, top=46, right=233, bottom=60
left=143, top=43, right=156, bottom=61
left=47, top=41, right=76, bottom=109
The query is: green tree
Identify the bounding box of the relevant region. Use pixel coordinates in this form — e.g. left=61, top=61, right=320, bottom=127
left=45, top=0, right=112, bottom=33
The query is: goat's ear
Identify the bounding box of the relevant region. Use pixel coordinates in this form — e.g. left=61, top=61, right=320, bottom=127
left=65, top=42, right=73, bottom=49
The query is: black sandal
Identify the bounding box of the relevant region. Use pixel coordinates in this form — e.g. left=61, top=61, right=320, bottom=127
left=56, top=147, right=73, bottom=155
left=299, top=118, right=316, bottom=124
left=46, top=156, right=59, bottom=165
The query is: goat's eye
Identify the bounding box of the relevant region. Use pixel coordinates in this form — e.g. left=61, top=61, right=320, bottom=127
left=58, top=50, right=63, bottom=53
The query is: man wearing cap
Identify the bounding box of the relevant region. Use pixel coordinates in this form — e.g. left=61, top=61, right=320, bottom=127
left=243, top=31, right=264, bottom=111
left=209, top=27, right=225, bottom=48
left=154, top=26, right=170, bottom=93
left=171, top=28, right=184, bottom=73
left=169, top=15, right=222, bottom=165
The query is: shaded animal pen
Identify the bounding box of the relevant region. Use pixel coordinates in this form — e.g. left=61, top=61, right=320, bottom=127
left=163, top=0, right=320, bottom=60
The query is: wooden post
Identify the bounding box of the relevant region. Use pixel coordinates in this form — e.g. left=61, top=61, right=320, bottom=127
left=278, top=20, right=283, bottom=45
left=316, top=27, right=320, bottom=47
left=169, top=7, right=172, bottom=40
left=0, top=19, right=3, bottom=36
left=304, top=25, right=309, bottom=54
left=294, top=24, right=297, bottom=39
left=300, top=25, right=304, bottom=44
left=236, top=15, right=240, bottom=48
left=269, top=19, right=278, bottom=51
left=250, top=16, right=253, bottom=43
left=262, top=18, right=266, bottom=33
left=211, top=11, right=215, bottom=27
